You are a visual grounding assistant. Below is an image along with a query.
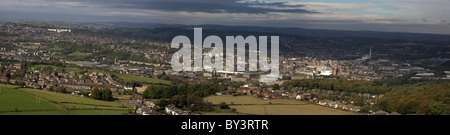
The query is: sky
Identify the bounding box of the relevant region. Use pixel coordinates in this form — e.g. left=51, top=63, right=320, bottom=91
left=0, top=0, right=449, bottom=34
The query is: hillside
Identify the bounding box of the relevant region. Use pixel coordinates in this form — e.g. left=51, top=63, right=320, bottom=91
left=0, top=84, right=133, bottom=115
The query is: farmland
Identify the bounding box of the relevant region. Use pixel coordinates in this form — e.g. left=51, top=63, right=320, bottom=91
left=204, top=95, right=358, bottom=115
left=112, top=72, right=171, bottom=85
left=0, top=84, right=133, bottom=115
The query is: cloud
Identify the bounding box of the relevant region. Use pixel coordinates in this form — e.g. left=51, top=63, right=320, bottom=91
left=0, top=0, right=449, bottom=34
left=43, top=0, right=317, bottom=14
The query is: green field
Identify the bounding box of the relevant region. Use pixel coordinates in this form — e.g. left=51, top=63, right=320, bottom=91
left=68, top=52, right=93, bottom=57
left=204, top=95, right=358, bottom=115
left=32, top=64, right=62, bottom=69
left=112, top=72, right=171, bottom=85
left=0, top=84, right=133, bottom=115
left=67, top=52, right=93, bottom=60
left=0, top=86, right=60, bottom=112
left=48, top=44, right=63, bottom=51
left=113, top=92, right=133, bottom=102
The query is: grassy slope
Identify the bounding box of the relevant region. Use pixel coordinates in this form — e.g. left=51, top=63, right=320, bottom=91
left=0, top=84, right=132, bottom=115
left=0, top=87, right=60, bottom=112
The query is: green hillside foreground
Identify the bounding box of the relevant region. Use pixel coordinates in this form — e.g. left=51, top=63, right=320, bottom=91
left=0, top=84, right=133, bottom=115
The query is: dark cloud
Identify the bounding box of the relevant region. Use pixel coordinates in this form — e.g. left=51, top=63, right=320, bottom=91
left=57, top=0, right=316, bottom=14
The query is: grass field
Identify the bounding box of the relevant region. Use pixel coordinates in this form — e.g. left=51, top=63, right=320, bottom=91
left=48, top=44, right=63, bottom=51
left=32, top=64, right=62, bottom=69
left=0, top=84, right=133, bottom=115
left=204, top=95, right=358, bottom=115
left=67, top=52, right=93, bottom=60
left=0, top=87, right=60, bottom=112
left=112, top=72, right=171, bottom=85
left=113, top=92, right=133, bottom=102
left=68, top=52, right=93, bottom=57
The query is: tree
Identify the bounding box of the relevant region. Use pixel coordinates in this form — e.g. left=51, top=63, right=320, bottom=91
left=273, top=84, right=280, bottom=90
left=143, top=85, right=155, bottom=99
left=0, top=66, right=5, bottom=73
left=60, top=87, right=67, bottom=93
left=155, top=99, right=169, bottom=109
left=219, top=102, right=230, bottom=110
left=101, top=88, right=113, bottom=101
left=360, top=104, right=371, bottom=113
left=19, top=82, right=26, bottom=87
left=91, top=87, right=101, bottom=99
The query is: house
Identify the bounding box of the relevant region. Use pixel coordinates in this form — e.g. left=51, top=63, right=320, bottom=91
left=271, top=93, right=282, bottom=99
left=124, top=86, right=133, bottom=91
left=215, top=92, right=225, bottom=96
left=165, top=104, right=186, bottom=115
left=319, top=100, right=330, bottom=106
left=231, top=77, right=247, bottom=82
left=132, top=95, right=143, bottom=104
left=350, top=106, right=361, bottom=112
left=223, top=89, right=236, bottom=95
left=251, top=88, right=262, bottom=95
left=302, top=93, right=312, bottom=100
left=260, top=90, right=273, bottom=98
left=144, top=100, right=156, bottom=108
left=237, top=87, right=251, bottom=94
left=203, top=72, right=213, bottom=77
left=342, top=104, right=353, bottom=110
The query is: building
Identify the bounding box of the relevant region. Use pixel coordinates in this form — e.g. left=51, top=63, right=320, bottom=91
left=165, top=105, right=186, bottom=115
left=231, top=77, right=247, bottom=82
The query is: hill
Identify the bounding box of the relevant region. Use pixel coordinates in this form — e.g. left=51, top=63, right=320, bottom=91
left=0, top=84, right=133, bottom=115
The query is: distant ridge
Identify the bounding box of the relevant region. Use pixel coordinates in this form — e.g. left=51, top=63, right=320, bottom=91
left=5, top=20, right=450, bottom=42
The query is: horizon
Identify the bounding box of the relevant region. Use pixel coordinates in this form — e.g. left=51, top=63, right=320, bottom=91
left=2, top=19, right=450, bottom=36
left=1, top=0, right=449, bottom=35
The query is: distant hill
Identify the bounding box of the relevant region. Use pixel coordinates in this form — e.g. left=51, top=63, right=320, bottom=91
left=193, top=24, right=450, bottom=43
left=7, top=20, right=450, bottom=42
left=65, top=22, right=450, bottom=43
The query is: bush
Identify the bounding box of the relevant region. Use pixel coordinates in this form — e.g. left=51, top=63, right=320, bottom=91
left=219, top=102, right=230, bottom=110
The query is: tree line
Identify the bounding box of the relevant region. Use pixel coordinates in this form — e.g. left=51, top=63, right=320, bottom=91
left=90, top=87, right=114, bottom=101
left=282, top=78, right=449, bottom=115
left=377, top=81, right=449, bottom=115
left=143, top=82, right=227, bottom=99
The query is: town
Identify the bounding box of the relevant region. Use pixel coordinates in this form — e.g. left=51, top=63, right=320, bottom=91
left=0, top=22, right=448, bottom=115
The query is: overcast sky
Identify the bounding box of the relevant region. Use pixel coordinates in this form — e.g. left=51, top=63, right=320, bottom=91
left=0, top=0, right=449, bottom=34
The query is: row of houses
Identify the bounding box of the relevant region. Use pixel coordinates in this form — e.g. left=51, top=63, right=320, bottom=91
left=0, top=63, right=132, bottom=93
left=216, top=87, right=283, bottom=99
left=317, top=100, right=362, bottom=112
left=165, top=104, right=188, bottom=115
